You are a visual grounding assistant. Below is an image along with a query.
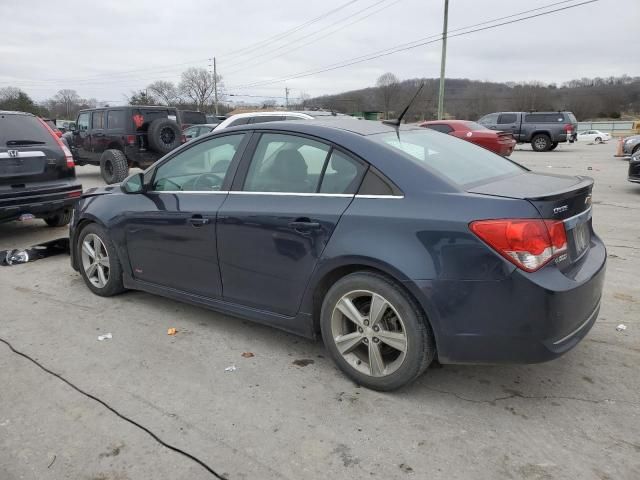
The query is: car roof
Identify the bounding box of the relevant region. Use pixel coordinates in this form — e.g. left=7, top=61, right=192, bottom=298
left=0, top=110, right=33, bottom=116
left=421, top=120, right=471, bottom=126
left=227, top=111, right=313, bottom=120
left=224, top=118, right=424, bottom=137
left=78, top=105, right=177, bottom=113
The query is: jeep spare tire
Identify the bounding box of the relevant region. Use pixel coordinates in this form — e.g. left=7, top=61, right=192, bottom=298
left=147, top=118, right=181, bottom=154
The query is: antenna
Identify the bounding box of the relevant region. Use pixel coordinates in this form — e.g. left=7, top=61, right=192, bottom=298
left=383, top=83, right=425, bottom=127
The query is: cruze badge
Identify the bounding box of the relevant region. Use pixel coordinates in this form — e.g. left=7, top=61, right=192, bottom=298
left=553, top=205, right=568, bottom=215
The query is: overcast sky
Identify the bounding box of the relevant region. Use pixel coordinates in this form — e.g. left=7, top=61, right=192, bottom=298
left=0, top=0, right=638, bottom=104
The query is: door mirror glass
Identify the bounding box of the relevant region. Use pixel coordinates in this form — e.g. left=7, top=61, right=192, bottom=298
left=121, top=172, right=144, bottom=194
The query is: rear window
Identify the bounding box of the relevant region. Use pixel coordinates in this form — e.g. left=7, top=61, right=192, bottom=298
left=0, top=114, right=54, bottom=145
left=464, top=121, right=492, bottom=131
left=131, top=109, right=178, bottom=130
left=180, top=111, right=206, bottom=125
left=567, top=113, right=577, bottom=123
left=107, top=110, right=124, bottom=129
left=372, top=129, right=524, bottom=186
left=524, top=113, right=566, bottom=123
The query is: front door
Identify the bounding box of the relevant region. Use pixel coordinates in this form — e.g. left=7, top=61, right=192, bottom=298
left=73, top=112, right=93, bottom=162
left=217, top=132, right=365, bottom=316
left=496, top=113, right=520, bottom=141
left=124, top=133, right=249, bottom=298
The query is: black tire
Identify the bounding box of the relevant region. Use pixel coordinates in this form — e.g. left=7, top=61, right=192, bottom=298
left=633, top=145, right=640, bottom=155
left=44, top=210, right=72, bottom=227
left=595, top=137, right=602, bottom=144
left=548, top=142, right=559, bottom=151
left=320, top=271, right=435, bottom=391
left=531, top=134, right=552, bottom=152
left=147, top=118, right=182, bottom=154
left=100, top=149, right=129, bottom=185
left=76, top=223, right=125, bottom=297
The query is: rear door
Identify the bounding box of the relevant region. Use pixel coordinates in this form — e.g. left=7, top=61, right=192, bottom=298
left=216, top=132, right=366, bottom=316
left=0, top=113, right=69, bottom=190
left=91, top=110, right=107, bottom=158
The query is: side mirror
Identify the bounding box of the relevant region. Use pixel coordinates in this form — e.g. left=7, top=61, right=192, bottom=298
left=121, top=172, right=145, bottom=194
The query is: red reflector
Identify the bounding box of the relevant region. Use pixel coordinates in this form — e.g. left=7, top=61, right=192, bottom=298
left=470, top=219, right=567, bottom=272
left=564, top=123, right=573, bottom=133
left=67, top=190, right=82, bottom=198
left=126, top=135, right=136, bottom=145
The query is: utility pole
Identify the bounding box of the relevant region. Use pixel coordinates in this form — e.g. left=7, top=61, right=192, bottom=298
left=285, top=87, right=290, bottom=110
left=437, top=0, right=449, bottom=120
left=213, top=57, right=219, bottom=116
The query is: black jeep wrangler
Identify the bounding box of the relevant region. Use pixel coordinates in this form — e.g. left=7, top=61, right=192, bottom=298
left=64, top=106, right=183, bottom=184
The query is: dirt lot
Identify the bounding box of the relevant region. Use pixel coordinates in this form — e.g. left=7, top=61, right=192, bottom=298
left=1, top=141, right=638, bottom=480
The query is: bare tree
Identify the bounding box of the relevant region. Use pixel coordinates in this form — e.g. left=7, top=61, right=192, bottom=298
left=147, top=80, right=180, bottom=106
left=54, top=89, right=81, bottom=117
left=376, top=72, right=400, bottom=119
left=179, top=68, right=222, bottom=111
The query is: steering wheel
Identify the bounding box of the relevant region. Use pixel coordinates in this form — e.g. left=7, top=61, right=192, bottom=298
left=191, top=172, right=224, bottom=191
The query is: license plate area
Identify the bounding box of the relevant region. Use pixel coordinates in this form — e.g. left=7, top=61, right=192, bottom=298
left=565, top=208, right=592, bottom=262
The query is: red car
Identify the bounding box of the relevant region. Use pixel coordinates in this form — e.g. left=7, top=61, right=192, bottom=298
left=419, top=120, right=516, bottom=156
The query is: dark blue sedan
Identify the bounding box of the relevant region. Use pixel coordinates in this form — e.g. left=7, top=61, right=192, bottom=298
left=70, top=119, right=606, bottom=390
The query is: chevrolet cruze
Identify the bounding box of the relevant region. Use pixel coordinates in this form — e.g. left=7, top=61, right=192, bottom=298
left=70, top=119, right=606, bottom=390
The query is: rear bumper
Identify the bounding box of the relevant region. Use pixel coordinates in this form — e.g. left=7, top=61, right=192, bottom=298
left=411, top=235, right=606, bottom=364
left=0, top=181, right=82, bottom=221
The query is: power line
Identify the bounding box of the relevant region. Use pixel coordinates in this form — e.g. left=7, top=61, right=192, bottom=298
left=229, top=0, right=598, bottom=90
left=223, top=0, right=396, bottom=73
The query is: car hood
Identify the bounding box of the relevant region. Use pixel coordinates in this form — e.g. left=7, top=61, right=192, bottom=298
left=81, top=185, right=121, bottom=198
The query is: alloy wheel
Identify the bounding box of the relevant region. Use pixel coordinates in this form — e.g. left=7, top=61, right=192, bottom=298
left=81, top=233, right=110, bottom=288
left=330, top=290, right=408, bottom=377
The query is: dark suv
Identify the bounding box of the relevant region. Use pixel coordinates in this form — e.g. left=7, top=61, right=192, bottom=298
left=65, top=106, right=183, bottom=184
left=1, top=111, right=82, bottom=226
left=478, top=111, right=578, bottom=152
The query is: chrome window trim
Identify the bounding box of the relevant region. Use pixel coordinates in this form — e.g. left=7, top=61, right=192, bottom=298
left=563, top=206, right=592, bottom=230
left=0, top=150, right=46, bottom=159
left=146, top=191, right=404, bottom=199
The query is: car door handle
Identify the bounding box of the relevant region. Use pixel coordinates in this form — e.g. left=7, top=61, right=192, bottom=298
left=188, top=215, right=210, bottom=227
left=289, top=218, right=321, bottom=230
left=94, top=133, right=104, bottom=137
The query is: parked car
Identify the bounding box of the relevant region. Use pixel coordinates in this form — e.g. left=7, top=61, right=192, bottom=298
left=621, top=134, right=640, bottom=156
left=64, top=106, right=183, bottom=184
left=628, top=151, right=640, bottom=183
left=214, top=110, right=352, bottom=130
left=577, top=130, right=611, bottom=143
left=206, top=114, right=227, bottom=123
left=178, top=110, right=207, bottom=129
left=41, top=118, right=63, bottom=138
left=1, top=110, right=82, bottom=226
left=69, top=119, right=605, bottom=391
left=183, top=123, right=219, bottom=141
left=56, top=119, right=74, bottom=133
left=419, top=120, right=516, bottom=156
left=478, top=111, right=578, bottom=152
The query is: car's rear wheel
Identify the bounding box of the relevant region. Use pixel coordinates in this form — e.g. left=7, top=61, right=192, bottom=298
left=100, top=149, right=129, bottom=185
left=77, top=223, right=125, bottom=296
left=531, top=134, right=551, bottom=152
left=595, top=137, right=602, bottom=144
left=44, top=210, right=72, bottom=227
left=548, top=142, right=559, bottom=151
left=320, top=272, right=435, bottom=391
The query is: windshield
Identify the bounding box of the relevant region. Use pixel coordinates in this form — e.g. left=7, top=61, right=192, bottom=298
left=371, top=129, right=524, bottom=186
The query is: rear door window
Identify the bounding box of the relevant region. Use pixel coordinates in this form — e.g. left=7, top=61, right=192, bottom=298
left=107, top=110, right=124, bottom=130
left=250, top=115, right=286, bottom=124
left=92, top=111, right=105, bottom=129
left=372, top=129, right=524, bottom=186
left=319, top=150, right=365, bottom=194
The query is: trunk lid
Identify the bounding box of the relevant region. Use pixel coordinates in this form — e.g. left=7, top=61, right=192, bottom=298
left=469, top=171, right=594, bottom=268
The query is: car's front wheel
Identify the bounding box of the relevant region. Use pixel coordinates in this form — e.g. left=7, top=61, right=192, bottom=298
left=320, top=272, right=435, bottom=391
left=77, top=223, right=125, bottom=296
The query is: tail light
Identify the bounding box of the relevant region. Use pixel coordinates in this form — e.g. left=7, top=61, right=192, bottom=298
left=37, top=117, right=74, bottom=168
left=470, top=219, right=567, bottom=272
left=564, top=123, right=573, bottom=134
left=126, top=134, right=137, bottom=146
left=55, top=130, right=63, bottom=138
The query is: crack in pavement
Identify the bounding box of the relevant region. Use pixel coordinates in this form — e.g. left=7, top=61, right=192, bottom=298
left=424, top=386, right=638, bottom=407
left=0, top=337, right=227, bottom=479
